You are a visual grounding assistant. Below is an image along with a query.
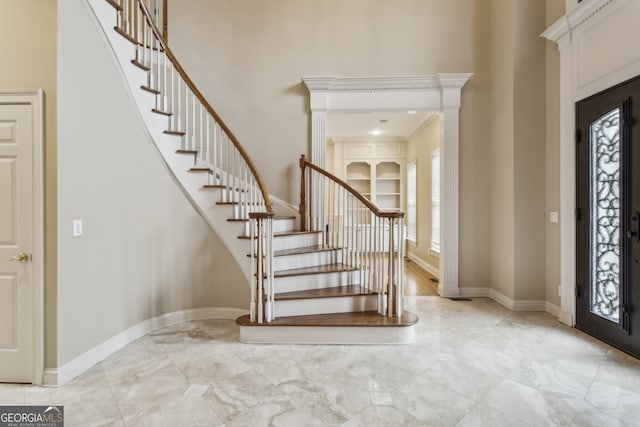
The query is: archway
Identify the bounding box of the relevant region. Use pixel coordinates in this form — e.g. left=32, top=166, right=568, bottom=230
left=302, top=74, right=472, bottom=297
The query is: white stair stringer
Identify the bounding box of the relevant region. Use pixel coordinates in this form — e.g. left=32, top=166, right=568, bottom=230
left=86, top=0, right=256, bottom=282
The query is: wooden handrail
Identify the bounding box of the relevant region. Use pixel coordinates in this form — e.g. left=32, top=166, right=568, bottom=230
left=134, top=0, right=273, bottom=213
left=299, top=155, right=404, bottom=219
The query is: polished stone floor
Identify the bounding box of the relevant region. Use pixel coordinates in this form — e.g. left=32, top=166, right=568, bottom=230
left=2, top=297, right=640, bottom=426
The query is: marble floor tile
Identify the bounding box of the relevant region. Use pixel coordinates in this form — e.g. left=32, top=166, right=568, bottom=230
left=278, top=378, right=369, bottom=424
left=0, top=384, right=27, bottom=405
left=507, top=359, right=594, bottom=399
left=482, top=379, right=577, bottom=427
left=2, top=296, right=640, bottom=426
left=456, top=402, right=534, bottom=427
left=202, top=370, right=285, bottom=422
left=585, top=380, right=640, bottom=425
left=226, top=396, right=327, bottom=427
left=391, top=374, right=477, bottom=426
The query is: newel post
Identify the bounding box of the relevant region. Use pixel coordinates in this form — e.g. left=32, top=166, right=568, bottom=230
left=299, top=155, right=307, bottom=231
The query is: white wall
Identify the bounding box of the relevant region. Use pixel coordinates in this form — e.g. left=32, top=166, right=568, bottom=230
left=56, top=0, right=247, bottom=366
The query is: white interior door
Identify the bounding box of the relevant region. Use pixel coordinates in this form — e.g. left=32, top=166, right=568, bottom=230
left=0, top=102, right=35, bottom=383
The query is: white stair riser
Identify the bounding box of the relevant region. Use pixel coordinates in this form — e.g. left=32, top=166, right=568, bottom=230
left=273, top=218, right=295, bottom=234
left=274, top=250, right=342, bottom=271
left=275, top=295, right=377, bottom=317
left=264, top=233, right=321, bottom=252
left=277, top=233, right=322, bottom=251
left=247, top=232, right=322, bottom=254
left=241, top=218, right=297, bottom=239
left=275, top=270, right=361, bottom=293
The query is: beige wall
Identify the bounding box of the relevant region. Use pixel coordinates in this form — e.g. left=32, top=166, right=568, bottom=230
left=545, top=0, right=565, bottom=306
left=406, top=116, right=440, bottom=272
left=169, top=0, right=494, bottom=290
left=57, top=0, right=247, bottom=366
left=490, top=0, right=551, bottom=301
left=490, top=0, right=515, bottom=298
left=512, top=1, right=547, bottom=301
left=0, top=0, right=58, bottom=369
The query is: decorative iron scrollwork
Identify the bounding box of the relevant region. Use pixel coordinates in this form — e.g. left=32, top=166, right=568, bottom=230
left=590, top=108, right=621, bottom=323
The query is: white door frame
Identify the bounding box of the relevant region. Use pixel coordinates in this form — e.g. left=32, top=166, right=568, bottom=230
left=302, top=74, right=472, bottom=297
left=543, top=0, right=640, bottom=326
left=0, top=90, right=44, bottom=384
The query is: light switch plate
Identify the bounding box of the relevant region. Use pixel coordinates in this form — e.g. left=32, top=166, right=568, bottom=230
left=550, top=211, right=559, bottom=223
left=73, top=219, right=83, bottom=237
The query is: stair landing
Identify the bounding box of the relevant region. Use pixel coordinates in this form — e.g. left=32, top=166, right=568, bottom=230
left=236, top=311, right=417, bottom=344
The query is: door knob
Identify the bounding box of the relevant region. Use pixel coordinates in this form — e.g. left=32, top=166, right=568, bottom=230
left=7, top=253, right=30, bottom=263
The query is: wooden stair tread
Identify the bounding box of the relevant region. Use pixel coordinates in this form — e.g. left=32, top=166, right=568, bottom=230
left=176, top=149, right=197, bottom=155
left=141, top=85, right=160, bottom=95
left=236, top=310, right=418, bottom=327
left=131, top=59, right=149, bottom=71
left=276, top=285, right=374, bottom=300
left=275, top=263, right=357, bottom=278
left=238, top=230, right=322, bottom=240
left=106, top=0, right=123, bottom=11
left=227, top=215, right=295, bottom=223
left=165, top=130, right=186, bottom=136
left=273, top=245, right=339, bottom=257
left=151, top=108, right=172, bottom=116
left=114, top=26, right=137, bottom=45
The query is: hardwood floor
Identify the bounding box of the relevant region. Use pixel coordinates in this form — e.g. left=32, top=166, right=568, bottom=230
left=404, top=258, right=439, bottom=296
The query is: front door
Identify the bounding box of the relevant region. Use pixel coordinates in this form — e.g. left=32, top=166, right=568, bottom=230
left=576, top=76, right=640, bottom=358
left=0, top=102, right=35, bottom=382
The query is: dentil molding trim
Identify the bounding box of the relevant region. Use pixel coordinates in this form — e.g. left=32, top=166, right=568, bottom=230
left=542, top=0, right=618, bottom=44
left=302, top=74, right=473, bottom=93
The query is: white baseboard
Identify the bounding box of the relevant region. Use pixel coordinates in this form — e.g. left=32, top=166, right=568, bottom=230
left=47, top=307, right=248, bottom=386
left=545, top=302, right=561, bottom=317
left=488, top=289, right=564, bottom=319
left=406, top=252, right=439, bottom=277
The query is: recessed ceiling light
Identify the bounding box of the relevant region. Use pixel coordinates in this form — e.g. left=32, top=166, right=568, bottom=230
left=370, top=129, right=382, bottom=136
left=379, top=119, right=388, bottom=123
left=407, top=110, right=417, bottom=114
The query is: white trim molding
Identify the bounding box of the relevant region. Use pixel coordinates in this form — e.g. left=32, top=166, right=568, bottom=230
left=302, top=74, right=472, bottom=298
left=45, top=307, right=248, bottom=386
left=0, top=90, right=45, bottom=385
left=543, top=0, right=640, bottom=327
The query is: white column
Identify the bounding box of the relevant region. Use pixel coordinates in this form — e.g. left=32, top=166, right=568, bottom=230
left=311, top=110, right=327, bottom=168
left=558, top=38, right=576, bottom=326
left=439, top=105, right=460, bottom=297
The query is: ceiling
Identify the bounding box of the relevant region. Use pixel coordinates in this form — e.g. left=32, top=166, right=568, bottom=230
left=326, top=111, right=436, bottom=140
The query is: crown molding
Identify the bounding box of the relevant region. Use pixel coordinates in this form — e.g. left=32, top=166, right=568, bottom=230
left=542, top=0, right=618, bottom=44
left=302, top=74, right=472, bottom=93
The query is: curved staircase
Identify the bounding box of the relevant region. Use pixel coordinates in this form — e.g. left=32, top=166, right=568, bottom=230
left=87, top=0, right=417, bottom=344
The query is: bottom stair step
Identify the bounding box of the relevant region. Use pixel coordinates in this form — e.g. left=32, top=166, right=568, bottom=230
left=236, top=310, right=418, bottom=344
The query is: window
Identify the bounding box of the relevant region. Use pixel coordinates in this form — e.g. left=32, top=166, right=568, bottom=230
left=431, top=148, right=440, bottom=253
left=407, top=161, right=417, bottom=243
